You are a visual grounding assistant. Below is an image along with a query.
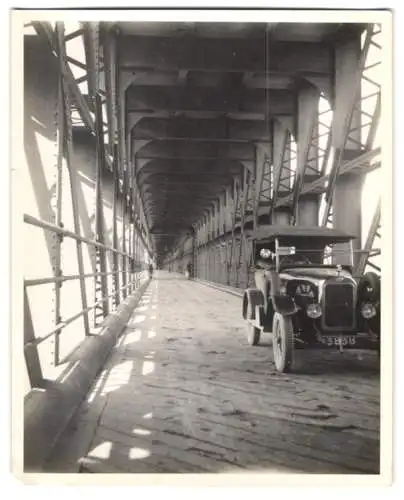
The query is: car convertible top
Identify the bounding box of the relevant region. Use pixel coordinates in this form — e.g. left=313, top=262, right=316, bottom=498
left=251, top=225, right=356, bottom=246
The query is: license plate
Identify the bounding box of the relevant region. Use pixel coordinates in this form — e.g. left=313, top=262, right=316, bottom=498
left=320, top=336, right=356, bottom=347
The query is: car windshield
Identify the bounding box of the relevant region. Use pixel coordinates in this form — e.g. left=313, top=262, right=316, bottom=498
left=278, top=243, right=354, bottom=268
left=254, top=238, right=354, bottom=269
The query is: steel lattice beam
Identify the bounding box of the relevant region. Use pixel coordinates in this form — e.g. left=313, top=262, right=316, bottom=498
left=354, top=198, right=381, bottom=277
left=320, top=24, right=376, bottom=226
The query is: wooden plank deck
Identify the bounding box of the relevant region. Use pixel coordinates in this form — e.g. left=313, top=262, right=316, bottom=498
left=46, top=271, right=380, bottom=474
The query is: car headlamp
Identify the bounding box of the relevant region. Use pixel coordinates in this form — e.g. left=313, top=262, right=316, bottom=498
left=307, top=303, right=322, bottom=319
left=361, top=302, right=377, bottom=319
left=260, top=248, right=272, bottom=259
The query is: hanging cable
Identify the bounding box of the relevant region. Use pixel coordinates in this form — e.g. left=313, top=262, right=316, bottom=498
left=265, top=23, right=270, bottom=146
left=265, top=23, right=272, bottom=220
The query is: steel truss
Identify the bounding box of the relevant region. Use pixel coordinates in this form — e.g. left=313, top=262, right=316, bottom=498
left=24, top=22, right=152, bottom=384
left=166, top=23, right=382, bottom=287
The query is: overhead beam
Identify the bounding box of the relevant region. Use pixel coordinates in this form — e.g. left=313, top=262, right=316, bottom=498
left=135, top=142, right=255, bottom=162
left=119, top=36, right=333, bottom=75
left=138, top=171, right=236, bottom=181
left=125, top=86, right=295, bottom=116
left=121, top=69, right=297, bottom=90
left=140, top=178, right=233, bottom=186
left=135, top=158, right=244, bottom=176
left=132, top=117, right=273, bottom=141
left=142, top=188, right=222, bottom=198
left=128, top=110, right=272, bottom=121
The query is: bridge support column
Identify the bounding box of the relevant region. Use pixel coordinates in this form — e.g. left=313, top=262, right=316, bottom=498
left=272, top=120, right=291, bottom=225
left=332, top=35, right=364, bottom=266
left=296, top=82, right=320, bottom=226
left=254, top=142, right=272, bottom=227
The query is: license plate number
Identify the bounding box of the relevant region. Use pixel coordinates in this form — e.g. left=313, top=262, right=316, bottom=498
left=321, top=336, right=356, bottom=346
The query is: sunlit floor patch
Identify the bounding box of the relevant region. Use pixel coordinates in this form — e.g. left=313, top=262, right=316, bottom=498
left=129, top=447, right=151, bottom=460
left=88, top=441, right=112, bottom=460
left=134, top=305, right=149, bottom=312
left=87, top=367, right=109, bottom=403
left=132, top=428, right=152, bottom=436
left=122, top=329, right=142, bottom=344
left=128, top=314, right=146, bottom=325
left=142, top=360, right=155, bottom=376
left=101, top=360, right=134, bottom=395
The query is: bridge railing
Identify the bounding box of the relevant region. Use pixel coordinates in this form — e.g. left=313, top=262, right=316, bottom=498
left=23, top=213, right=148, bottom=387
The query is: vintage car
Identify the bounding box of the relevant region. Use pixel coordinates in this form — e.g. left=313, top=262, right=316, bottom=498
left=242, top=225, right=380, bottom=373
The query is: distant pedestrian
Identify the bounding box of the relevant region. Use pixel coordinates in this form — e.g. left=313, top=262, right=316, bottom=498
left=185, top=261, right=192, bottom=279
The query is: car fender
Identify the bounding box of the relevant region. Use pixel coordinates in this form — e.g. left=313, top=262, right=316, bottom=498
left=242, top=289, right=265, bottom=320
left=271, top=294, right=298, bottom=316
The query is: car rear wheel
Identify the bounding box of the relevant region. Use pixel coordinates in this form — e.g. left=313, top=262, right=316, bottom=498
left=247, top=323, right=261, bottom=346
left=272, top=312, right=294, bottom=373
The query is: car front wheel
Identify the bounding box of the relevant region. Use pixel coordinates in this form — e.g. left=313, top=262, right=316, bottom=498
left=272, top=312, right=294, bottom=373
left=247, top=323, right=261, bottom=346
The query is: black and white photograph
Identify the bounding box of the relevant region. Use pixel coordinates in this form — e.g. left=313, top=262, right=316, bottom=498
left=10, top=8, right=394, bottom=485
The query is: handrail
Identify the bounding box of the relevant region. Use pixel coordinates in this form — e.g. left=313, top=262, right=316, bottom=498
left=24, top=213, right=132, bottom=259
left=25, top=270, right=147, bottom=287
left=24, top=279, right=142, bottom=348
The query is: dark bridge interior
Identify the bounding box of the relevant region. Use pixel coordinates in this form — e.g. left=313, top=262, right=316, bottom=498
left=118, top=22, right=365, bottom=259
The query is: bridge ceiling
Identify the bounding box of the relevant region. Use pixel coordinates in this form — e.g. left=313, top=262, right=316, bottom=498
left=113, top=21, right=364, bottom=257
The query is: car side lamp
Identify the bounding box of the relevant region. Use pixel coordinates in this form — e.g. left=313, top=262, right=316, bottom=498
left=306, top=303, right=322, bottom=319
left=259, top=248, right=273, bottom=259
left=361, top=302, right=377, bottom=319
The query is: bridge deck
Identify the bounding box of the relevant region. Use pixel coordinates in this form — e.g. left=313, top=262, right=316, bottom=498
left=46, top=271, right=380, bottom=474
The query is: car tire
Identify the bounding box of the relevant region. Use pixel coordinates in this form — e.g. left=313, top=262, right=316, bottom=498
left=247, top=323, right=261, bottom=346
left=272, top=312, right=294, bottom=373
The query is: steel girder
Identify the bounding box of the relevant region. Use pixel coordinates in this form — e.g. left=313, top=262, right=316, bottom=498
left=119, top=36, right=333, bottom=75
left=320, top=24, right=380, bottom=227
left=189, top=24, right=382, bottom=285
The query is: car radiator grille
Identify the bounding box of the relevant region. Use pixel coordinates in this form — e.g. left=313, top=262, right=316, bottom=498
left=324, top=283, right=354, bottom=328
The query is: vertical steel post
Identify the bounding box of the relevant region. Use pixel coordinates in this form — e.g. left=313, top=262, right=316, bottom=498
left=94, top=93, right=110, bottom=319
left=52, top=74, right=64, bottom=366
left=24, top=288, right=44, bottom=388
left=291, top=83, right=320, bottom=225
left=227, top=178, right=239, bottom=285
left=56, top=22, right=90, bottom=336
left=112, top=143, right=120, bottom=307
left=235, top=168, right=249, bottom=287
left=103, top=29, right=117, bottom=156
left=121, top=163, right=128, bottom=298
left=269, top=123, right=289, bottom=223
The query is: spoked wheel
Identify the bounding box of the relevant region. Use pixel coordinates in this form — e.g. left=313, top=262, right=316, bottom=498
left=272, top=312, right=294, bottom=373
left=247, top=323, right=261, bottom=346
